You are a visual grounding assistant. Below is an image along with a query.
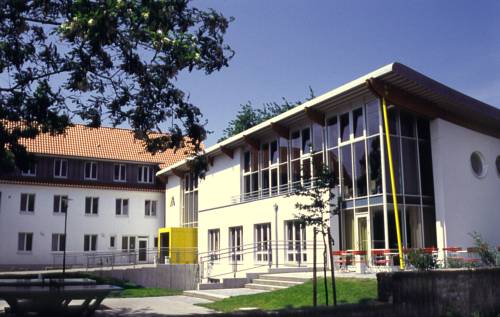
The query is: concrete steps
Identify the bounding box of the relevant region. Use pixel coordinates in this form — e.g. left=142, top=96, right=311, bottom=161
left=244, top=272, right=309, bottom=291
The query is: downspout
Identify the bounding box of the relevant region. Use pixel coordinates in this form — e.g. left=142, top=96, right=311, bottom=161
left=366, top=79, right=405, bottom=270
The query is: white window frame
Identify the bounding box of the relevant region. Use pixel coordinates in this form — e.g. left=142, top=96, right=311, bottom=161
left=83, top=234, right=98, bottom=252
left=145, top=200, right=157, bottom=217
left=21, top=165, right=36, bottom=177
left=85, top=197, right=99, bottom=215
left=116, top=198, right=129, bottom=216
left=109, top=235, right=116, bottom=249
left=181, top=174, right=198, bottom=227
left=20, top=193, right=35, bottom=213
left=254, top=223, right=271, bottom=263
left=208, top=229, right=220, bottom=262
left=54, top=159, right=68, bottom=178
left=53, top=195, right=68, bottom=213
left=229, top=226, right=243, bottom=263
left=84, top=161, right=98, bottom=180
left=18, top=232, right=33, bottom=252
left=138, top=165, right=154, bottom=183
left=121, top=235, right=136, bottom=253
left=114, top=164, right=127, bottom=182
left=51, top=233, right=65, bottom=252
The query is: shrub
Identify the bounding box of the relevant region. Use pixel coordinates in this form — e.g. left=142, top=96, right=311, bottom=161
left=407, top=249, right=438, bottom=271
left=468, top=232, right=497, bottom=267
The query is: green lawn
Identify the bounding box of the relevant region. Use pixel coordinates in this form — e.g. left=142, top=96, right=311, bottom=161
left=200, top=278, right=377, bottom=312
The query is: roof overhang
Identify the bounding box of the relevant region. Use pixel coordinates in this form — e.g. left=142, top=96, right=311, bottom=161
left=157, top=62, right=500, bottom=177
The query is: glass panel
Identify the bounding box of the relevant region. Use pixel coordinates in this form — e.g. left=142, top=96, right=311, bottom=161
left=312, top=123, right=323, bottom=152
left=327, top=117, right=338, bottom=148
left=417, top=118, right=430, bottom=140
left=243, top=152, right=251, bottom=172
left=53, top=196, right=60, bottom=213
left=340, top=145, right=353, bottom=198
left=368, top=137, right=382, bottom=195
left=244, top=175, right=251, bottom=194
left=372, top=207, right=385, bottom=249
left=385, top=136, right=402, bottom=193
left=302, top=128, right=311, bottom=154
left=279, top=138, right=288, bottom=163
left=92, top=198, right=98, bottom=214
left=343, top=210, right=354, bottom=250
left=400, top=111, right=415, bottom=137
left=291, top=160, right=300, bottom=183
left=52, top=234, right=58, bottom=251
left=270, top=141, right=278, bottom=165
left=279, top=164, right=288, bottom=187
left=271, top=168, right=278, bottom=193
left=353, top=108, right=364, bottom=138
left=405, top=206, right=423, bottom=248
left=261, top=143, right=269, bottom=168
left=312, top=152, right=323, bottom=178
left=402, top=139, right=419, bottom=195
left=262, top=169, right=269, bottom=191
left=328, top=149, right=340, bottom=186
left=357, top=217, right=368, bottom=251
left=366, top=100, right=380, bottom=136
left=302, top=158, right=311, bottom=183
left=291, top=131, right=301, bottom=159
left=423, top=207, right=437, bottom=247
left=251, top=173, right=258, bottom=192
left=354, top=141, right=367, bottom=197
left=251, top=151, right=258, bottom=171
left=387, top=206, right=403, bottom=250
left=18, top=233, right=25, bottom=251
left=419, top=141, right=434, bottom=196
left=340, top=113, right=350, bottom=142
left=28, top=195, right=34, bottom=211
left=387, top=107, right=399, bottom=135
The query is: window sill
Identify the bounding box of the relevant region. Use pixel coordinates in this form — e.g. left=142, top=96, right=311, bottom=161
left=17, top=251, right=33, bottom=255
left=54, top=176, right=68, bottom=179
left=53, top=212, right=66, bottom=216
left=115, top=214, right=129, bottom=217
left=84, top=178, right=98, bottom=181
left=20, top=211, right=35, bottom=215
left=84, top=213, right=99, bottom=217
left=113, top=179, right=127, bottom=183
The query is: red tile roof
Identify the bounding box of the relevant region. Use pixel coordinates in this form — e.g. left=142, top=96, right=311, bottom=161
left=17, top=124, right=194, bottom=168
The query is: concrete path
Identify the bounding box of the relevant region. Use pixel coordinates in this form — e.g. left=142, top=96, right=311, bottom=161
left=95, top=296, right=215, bottom=316
left=184, top=288, right=267, bottom=301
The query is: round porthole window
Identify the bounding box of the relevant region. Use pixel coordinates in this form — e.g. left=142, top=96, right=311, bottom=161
left=470, top=151, right=487, bottom=178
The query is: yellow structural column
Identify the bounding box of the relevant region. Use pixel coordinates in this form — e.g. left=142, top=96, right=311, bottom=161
left=381, top=97, right=405, bottom=270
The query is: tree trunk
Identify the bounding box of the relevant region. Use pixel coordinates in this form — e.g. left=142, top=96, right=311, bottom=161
left=327, top=227, right=337, bottom=306
left=321, top=231, right=329, bottom=306
left=313, top=227, right=317, bottom=307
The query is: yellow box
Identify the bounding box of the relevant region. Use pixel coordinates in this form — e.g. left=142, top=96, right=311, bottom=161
left=158, top=227, right=198, bottom=264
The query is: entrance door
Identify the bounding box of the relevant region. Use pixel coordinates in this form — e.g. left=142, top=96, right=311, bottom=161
left=285, top=220, right=307, bottom=265
left=356, top=216, right=369, bottom=251
left=138, top=239, right=148, bottom=262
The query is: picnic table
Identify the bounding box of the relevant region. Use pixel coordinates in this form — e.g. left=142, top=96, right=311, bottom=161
left=0, top=280, right=121, bottom=317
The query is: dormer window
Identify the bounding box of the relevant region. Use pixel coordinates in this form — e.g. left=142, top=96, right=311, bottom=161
left=114, top=164, right=126, bottom=182
left=138, top=165, right=154, bottom=183
left=21, top=165, right=36, bottom=177
left=54, top=159, right=68, bottom=178
left=84, top=161, right=98, bottom=180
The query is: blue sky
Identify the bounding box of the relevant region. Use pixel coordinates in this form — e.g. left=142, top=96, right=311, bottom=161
left=178, top=0, right=500, bottom=146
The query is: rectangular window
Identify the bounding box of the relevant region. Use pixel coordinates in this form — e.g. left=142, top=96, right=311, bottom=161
left=291, top=131, right=301, bottom=159
left=353, top=141, right=367, bottom=197
left=121, top=236, right=136, bottom=252
left=261, top=143, right=270, bottom=168
left=182, top=174, right=198, bottom=227
left=255, top=223, right=271, bottom=262
left=371, top=207, right=385, bottom=249
left=114, top=164, right=127, bottom=182
left=301, top=127, right=311, bottom=154
left=53, top=195, right=68, bottom=213
left=340, top=145, right=353, bottom=199
left=312, top=123, right=323, bottom=153
left=400, top=111, right=415, bottom=138
left=366, top=100, right=380, bottom=136
left=51, top=233, right=65, bottom=252
left=229, top=226, right=243, bottom=262
left=208, top=229, right=220, bottom=261
left=285, top=220, right=307, bottom=263
left=84, top=161, right=98, bottom=180
left=340, top=113, right=350, bottom=142
left=328, top=148, right=340, bottom=187
left=20, top=193, right=35, bottom=213
left=138, top=165, right=154, bottom=183
left=21, top=164, right=36, bottom=176
left=368, top=138, right=382, bottom=195
left=84, top=234, right=97, bottom=252
left=270, top=141, right=279, bottom=165
left=243, top=150, right=259, bottom=199
left=116, top=198, right=129, bottom=216
left=110, top=236, right=116, bottom=248
left=145, top=200, right=157, bottom=216
left=402, top=139, right=420, bottom=195
left=85, top=197, right=99, bottom=215
left=352, top=107, right=364, bottom=138
left=54, top=159, right=68, bottom=178
left=327, top=116, right=338, bottom=148
left=18, top=232, right=33, bottom=252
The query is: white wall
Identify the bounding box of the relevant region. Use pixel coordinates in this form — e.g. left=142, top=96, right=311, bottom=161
left=0, top=184, right=164, bottom=267
left=431, top=119, right=500, bottom=249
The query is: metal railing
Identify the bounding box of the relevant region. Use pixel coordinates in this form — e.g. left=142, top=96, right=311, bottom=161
left=230, top=180, right=316, bottom=204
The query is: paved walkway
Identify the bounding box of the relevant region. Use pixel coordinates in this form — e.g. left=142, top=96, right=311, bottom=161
left=96, top=296, right=214, bottom=316
left=184, top=288, right=267, bottom=301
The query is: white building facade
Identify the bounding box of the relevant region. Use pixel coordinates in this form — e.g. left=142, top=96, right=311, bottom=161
left=159, top=63, right=500, bottom=280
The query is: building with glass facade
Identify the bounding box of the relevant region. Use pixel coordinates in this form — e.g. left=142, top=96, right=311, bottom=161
left=159, top=63, right=500, bottom=279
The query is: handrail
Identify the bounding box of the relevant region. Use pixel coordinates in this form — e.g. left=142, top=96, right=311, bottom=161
left=230, top=179, right=318, bottom=204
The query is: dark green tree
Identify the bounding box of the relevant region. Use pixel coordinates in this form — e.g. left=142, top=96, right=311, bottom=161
left=218, top=87, right=315, bottom=142
left=0, top=0, right=234, bottom=173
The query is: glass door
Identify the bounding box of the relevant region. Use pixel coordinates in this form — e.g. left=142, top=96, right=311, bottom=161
left=356, top=216, right=369, bottom=251
left=138, top=238, right=148, bottom=262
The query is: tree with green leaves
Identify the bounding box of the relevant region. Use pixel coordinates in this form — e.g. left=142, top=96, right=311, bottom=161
left=292, top=164, right=340, bottom=306
left=0, top=0, right=233, bottom=173
left=218, top=87, right=315, bottom=142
